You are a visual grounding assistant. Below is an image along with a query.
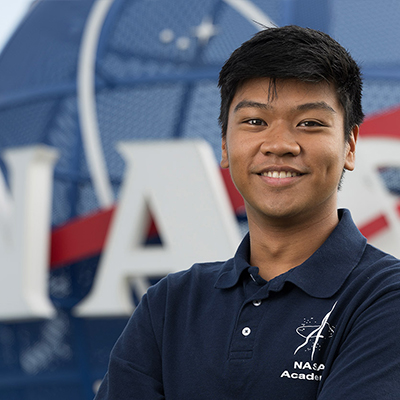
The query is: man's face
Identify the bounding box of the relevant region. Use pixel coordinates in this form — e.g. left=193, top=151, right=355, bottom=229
left=221, top=78, right=357, bottom=226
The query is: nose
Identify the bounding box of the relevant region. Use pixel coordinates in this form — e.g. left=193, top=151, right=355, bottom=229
left=259, top=123, right=301, bottom=157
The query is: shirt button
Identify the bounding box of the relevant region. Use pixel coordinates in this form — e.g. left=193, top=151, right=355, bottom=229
left=252, top=300, right=262, bottom=307
left=242, top=327, right=251, bottom=336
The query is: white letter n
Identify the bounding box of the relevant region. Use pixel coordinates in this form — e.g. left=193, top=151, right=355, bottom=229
left=0, top=145, right=58, bottom=321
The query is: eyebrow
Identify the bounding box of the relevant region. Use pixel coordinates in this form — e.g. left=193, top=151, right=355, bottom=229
left=296, top=101, right=337, bottom=114
left=233, top=100, right=272, bottom=113
left=233, top=100, right=337, bottom=114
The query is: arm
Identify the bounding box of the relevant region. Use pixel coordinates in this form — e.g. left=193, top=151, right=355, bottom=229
left=318, top=288, right=400, bottom=399
left=94, top=291, right=165, bottom=400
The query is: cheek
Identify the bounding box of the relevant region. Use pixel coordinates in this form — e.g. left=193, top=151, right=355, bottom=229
left=305, top=136, right=341, bottom=168
left=226, top=141, right=253, bottom=184
left=225, top=136, right=245, bottom=163
left=316, top=144, right=347, bottom=178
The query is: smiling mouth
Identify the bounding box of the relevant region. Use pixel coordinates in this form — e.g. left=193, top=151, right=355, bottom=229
left=259, top=171, right=301, bottom=178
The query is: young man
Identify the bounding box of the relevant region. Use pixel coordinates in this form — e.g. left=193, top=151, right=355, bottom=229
left=95, top=26, right=400, bottom=399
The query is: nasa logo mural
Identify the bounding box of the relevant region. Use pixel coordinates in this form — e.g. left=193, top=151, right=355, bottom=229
left=0, top=0, right=400, bottom=319
left=2, top=1, right=400, bottom=398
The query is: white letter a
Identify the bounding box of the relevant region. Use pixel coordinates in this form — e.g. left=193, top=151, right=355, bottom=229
left=76, top=140, right=242, bottom=317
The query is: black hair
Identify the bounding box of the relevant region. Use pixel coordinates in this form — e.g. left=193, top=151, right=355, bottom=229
left=218, top=25, right=364, bottom=141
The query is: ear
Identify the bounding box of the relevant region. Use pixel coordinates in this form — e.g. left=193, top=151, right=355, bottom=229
left=220, top=136, right=229, bottom=169
left=344, top=125, right=359, bottom=171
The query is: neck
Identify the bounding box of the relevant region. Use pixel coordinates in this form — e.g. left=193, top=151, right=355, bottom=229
left=247, top=208, right=339, bottom=281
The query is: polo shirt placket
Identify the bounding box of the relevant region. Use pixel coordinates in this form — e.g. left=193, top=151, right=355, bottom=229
left=229, top=268, right=286, bottom=361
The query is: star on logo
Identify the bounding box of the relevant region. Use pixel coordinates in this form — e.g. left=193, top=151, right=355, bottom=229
left=192, top=16, right=218, bottom=46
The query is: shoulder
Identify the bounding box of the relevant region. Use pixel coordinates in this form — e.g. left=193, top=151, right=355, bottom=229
left=139, top=260, right=233, bottom=333
left=146, top=259, right=231, bottom=303
left=356, top=243, right=400, bottom=286
left=339, top=244, right=400, bottom=316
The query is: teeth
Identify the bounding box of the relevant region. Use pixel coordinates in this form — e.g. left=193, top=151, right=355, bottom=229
left=261, top=171, right=299, bottom=178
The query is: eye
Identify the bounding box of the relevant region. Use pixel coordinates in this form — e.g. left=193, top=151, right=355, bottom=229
left=245, top=118, right=267, bottom=126
left=298, top=120, right=324, bottom=127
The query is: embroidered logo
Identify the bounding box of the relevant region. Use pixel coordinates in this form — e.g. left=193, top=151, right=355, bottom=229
left=280, top=302, right=337, bottom=382
left=294, top=301, right=336, bottom=360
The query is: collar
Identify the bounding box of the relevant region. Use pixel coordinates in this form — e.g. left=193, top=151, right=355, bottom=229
left=214, top=209, right=367, bottom=298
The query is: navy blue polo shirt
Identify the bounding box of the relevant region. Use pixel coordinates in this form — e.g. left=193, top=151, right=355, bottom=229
left=95, top=209, right=400, bottom=399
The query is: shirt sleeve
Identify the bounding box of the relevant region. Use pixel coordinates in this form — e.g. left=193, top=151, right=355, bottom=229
left=94, top=289, right=165, bottom=400
left=317, top=286, right=400, bottom=399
